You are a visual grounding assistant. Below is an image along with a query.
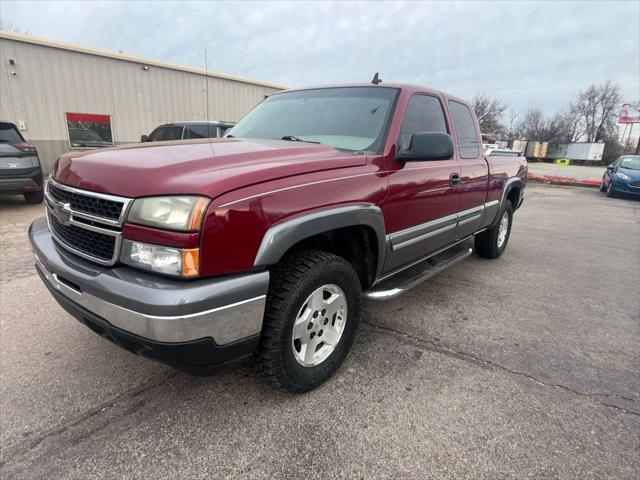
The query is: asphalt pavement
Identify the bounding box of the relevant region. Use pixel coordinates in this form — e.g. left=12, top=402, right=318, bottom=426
left=1, top=184, right=638, bottom=479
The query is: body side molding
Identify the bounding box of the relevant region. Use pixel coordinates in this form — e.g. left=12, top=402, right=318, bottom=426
left=389, top=213, right=458, bottom=251
left=254, top=205, right=387, bottom=276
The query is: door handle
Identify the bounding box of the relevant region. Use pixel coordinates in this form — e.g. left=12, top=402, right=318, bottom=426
left=450, top=173, right=461, bottom=186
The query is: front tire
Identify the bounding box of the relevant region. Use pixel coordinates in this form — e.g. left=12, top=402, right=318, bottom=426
left=475, top=201, right=514, bottom=259
left=24, top=190, right=44, bottom=204
left=606, top=182, right=617, bottom=198
left=260, top=250, right=361, bottom=393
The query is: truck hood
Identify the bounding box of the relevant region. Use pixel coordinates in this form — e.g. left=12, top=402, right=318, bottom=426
left=53, top=138, right=367, bottom=199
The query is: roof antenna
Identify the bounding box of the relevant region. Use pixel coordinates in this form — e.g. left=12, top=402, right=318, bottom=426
left=371, top=72, right=382, bottom=85
left=204, top=49, right=211, bottom=139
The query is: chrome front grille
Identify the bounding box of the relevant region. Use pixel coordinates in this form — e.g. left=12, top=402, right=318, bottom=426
left=48, top=213, right=117, bottom=261
left=44, top=179, right=133, bottom=265
left=48, top=182, right=124, bottom=221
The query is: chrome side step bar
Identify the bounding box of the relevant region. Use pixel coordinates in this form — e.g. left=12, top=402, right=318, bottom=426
left=364, top=244, right=473, bottom=301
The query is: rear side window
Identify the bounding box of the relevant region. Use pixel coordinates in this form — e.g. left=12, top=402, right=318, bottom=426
left=399, top=95, right=448, bottom=151
left=448, top=101, right=480, bottom=159
left=0, top=123, right=25, bottom=143
left=184, top=124, right=214, bottom=139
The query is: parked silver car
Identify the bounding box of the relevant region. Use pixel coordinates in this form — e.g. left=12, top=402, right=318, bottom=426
left=0, top=121, right=44, bottom=203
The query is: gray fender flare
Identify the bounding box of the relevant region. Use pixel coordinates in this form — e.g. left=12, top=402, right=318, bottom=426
left=491, top=177, right=524, bottom=225
left=254, top=205, right=387, bottom=276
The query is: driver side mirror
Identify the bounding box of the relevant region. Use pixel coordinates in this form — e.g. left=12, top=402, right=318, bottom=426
left=607, top=165, right=616, bottom=172
left=140, top=135, right=148, bottom=143
left=397, top=132, right=454, bottom=162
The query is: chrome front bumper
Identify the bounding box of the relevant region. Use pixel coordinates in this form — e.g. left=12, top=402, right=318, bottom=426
left=29, top=218, right=269, bottom=346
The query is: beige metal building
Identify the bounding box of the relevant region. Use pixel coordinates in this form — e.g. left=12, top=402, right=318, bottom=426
left=0, top=31, right=285, bottom=172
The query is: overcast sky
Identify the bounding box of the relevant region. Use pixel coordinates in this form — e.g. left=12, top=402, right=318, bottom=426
left=2, top=0, right=639, bottom=114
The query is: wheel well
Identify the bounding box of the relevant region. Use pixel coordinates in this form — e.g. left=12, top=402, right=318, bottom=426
left=507, top=186, right=521, bottom=208
left=282, top=225, right=378, bottom=289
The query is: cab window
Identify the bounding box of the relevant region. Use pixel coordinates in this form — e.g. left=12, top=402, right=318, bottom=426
left=398, top=94, right=448, bottom=151
left=448, top=101, right=480, bottom=159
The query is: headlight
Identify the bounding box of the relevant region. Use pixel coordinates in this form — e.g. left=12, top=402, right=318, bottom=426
left=127, top=196, right=210, bottom=231
left=616, top=172, right=631, bottom=181
left=121, top=240, right=199, bottom=277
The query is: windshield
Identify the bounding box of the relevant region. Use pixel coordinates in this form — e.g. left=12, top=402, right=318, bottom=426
left=227, top=87, right=398, bottom=153
left=619, top=156, right=640, bottom=170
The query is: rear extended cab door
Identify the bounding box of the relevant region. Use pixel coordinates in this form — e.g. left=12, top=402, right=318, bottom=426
left=381, top=90, right=461, bottom=274
left=445, top=98, right=490, bottom=239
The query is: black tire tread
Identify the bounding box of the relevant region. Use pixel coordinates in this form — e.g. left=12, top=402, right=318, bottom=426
left=24, top=190, right=44, bottom=204
left=259, top=249, right=361, bottom=393
left=475, top=201, right=513, bottom=259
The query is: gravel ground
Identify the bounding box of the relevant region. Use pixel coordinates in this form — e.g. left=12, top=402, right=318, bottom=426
left=0, top=184, right=638, bottom=479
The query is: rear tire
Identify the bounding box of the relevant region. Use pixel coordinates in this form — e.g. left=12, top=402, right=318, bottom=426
left=475, top=201, right=513, bottom=259
left=260, top=249, right=361, bottom=393
left=24, top=190, right=44, bottom=204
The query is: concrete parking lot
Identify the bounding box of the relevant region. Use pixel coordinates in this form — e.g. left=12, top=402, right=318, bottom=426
left=1, top=184, right=638, bottom=479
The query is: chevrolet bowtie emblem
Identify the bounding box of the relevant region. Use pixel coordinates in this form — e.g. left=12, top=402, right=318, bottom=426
left=52, top=201, right=73, bottom=225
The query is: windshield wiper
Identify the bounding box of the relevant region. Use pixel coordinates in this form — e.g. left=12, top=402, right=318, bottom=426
left=281, top=135, right=320, bottom=144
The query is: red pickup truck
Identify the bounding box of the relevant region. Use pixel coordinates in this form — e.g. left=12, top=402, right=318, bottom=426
left=30, top=83, right=526, bottom=392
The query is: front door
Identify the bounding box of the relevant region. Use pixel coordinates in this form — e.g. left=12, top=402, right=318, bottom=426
left=382, top=93, right=460, bottom=273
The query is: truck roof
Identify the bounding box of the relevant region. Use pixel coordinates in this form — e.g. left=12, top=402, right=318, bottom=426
left=275, top=82, right=469, bottom=104
left=163, top=120, right=235, bottom=126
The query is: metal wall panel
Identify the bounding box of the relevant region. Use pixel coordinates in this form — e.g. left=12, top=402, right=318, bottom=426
left=0, top=36, right=282, bottom=172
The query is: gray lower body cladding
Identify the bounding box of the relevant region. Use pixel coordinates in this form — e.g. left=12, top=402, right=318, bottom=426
left=29, top=217, right=269, bottom=372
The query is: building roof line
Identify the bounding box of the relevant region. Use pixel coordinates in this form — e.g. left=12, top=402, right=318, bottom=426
left=0, top=30, right=288, bottom=90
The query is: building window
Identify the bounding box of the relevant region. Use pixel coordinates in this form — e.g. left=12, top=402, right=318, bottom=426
left=65, top=112, right=113, bottom=148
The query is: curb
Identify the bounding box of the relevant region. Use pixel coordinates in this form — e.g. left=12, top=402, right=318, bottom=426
left=527, top=173, right=601, bottom=189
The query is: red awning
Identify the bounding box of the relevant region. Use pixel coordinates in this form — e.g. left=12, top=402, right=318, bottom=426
left=65, top=112, right=111, bottom=123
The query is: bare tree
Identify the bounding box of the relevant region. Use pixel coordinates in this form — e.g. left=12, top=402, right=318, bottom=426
left=472, top=94, right=507, bottom=135
left=555, top=110, right=582, bottom=143
left=517, top=108, right=584, bottom=143
left=519, top=109, right=548, bottom=141
left=0, top=21, right=27, bottom=34
left=571, top=80, right=621, bottom=142
left=503, top=109, right=523, bottom=142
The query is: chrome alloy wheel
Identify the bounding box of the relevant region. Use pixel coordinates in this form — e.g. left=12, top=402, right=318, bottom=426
left=291, top=284, right=347, bottom=367
left=497, top=211, right=509, bottom=248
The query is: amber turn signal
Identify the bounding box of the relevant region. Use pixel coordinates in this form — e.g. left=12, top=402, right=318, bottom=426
left=181, top=248, right=200, bottom=277
left=188, top=197, right=211, bottom=231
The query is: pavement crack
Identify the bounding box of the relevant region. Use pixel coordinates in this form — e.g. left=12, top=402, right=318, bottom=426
left=362, top=319, right=640, bottom=417
left=0, top=371, right=179, bottom=466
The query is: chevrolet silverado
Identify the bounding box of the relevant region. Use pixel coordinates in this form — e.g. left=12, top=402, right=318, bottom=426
left=30, top=83, right=526, bottom=392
